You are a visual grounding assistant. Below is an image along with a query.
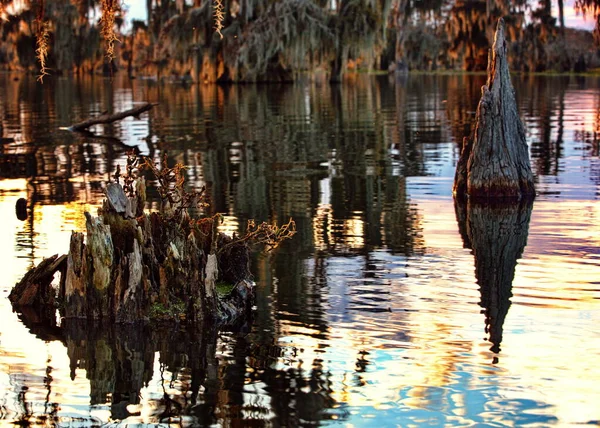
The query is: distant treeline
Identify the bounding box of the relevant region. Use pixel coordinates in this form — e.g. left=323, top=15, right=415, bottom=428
left=1, top=0, right=599, bottom=82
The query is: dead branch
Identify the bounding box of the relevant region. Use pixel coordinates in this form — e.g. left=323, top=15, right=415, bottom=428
left=67, top=103, right=156, bottom=132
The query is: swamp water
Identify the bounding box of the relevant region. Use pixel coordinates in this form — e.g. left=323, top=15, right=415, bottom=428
left=0, top=73, right=599, bottom=426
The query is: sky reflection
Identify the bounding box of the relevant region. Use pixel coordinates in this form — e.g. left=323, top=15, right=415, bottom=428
left=0, top=74, right=599, bottom=426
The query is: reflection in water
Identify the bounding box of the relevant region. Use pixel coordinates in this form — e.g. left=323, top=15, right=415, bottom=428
left=524, top=76, right=569, bottom=179
left=455, top=200, right=533, bottom=356
left=0, top=74, right=600, bottom=426
left=12, top=311, right=339, bottom=426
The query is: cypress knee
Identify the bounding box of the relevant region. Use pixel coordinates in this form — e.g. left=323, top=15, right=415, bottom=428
left=453, top=18, right=535, bottom=200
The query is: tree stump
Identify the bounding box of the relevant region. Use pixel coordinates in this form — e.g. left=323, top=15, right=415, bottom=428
left=9, top=254, right=66, bottom=307
left=10, top=180, right=255, bottom=326
left=10, top=153, right=294, bottom=326
left=453, top=18, right=535, bottom=200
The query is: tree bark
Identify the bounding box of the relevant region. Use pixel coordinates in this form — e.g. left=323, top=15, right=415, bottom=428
left=9, top=254, right=67, bottom=306
left=10, top=181, right=254, bottom=326
left=67, top=103, right=156, bottom=132
left=453, top=18, right=535, bottom=200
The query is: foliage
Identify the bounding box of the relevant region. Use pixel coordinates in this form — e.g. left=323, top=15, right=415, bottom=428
left=235, top=0, right=333, bottom=79
left=113, top=151, right=208, bottom=221
left=0, top=0, right=105, bottom=76
left=113, top=152, right=296, bottom=253
left=337, top=0, right=388, bottom=65
left=112, top=150, right=139, bottom=198
left=219, top=217, right=297, bottom=254
left=215, top=281, right=235, bottom=296
left=35, top=19, right=50, bottom=81
left=139, top=153, right=208, bottom=219
left=0, top=0, right=598, bottom=79
left=99, top=0, right=120, bottom=62
left=402, top=23, right=443, bottom=70
left=149, top=300, right=187, bottom=321
left=575, top=0, right=600, bottom=43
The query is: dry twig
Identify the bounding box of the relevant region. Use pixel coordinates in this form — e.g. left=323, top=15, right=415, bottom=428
left=139, top=152, right=209, bottom=219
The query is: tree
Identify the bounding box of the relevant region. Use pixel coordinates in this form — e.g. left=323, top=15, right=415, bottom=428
left=0, top=0, right=120, bottom=78
left=0, top=0, right=594, bottom=80
left=575, top=0, right=600, bottom=44
left=453, top=19, right=535, bottom=200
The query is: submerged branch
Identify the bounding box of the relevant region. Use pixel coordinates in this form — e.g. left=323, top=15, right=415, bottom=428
left=67, top=103, right=156, bottom=132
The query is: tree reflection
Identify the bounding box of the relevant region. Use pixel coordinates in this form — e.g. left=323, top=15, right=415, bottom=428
left=5, top=72, right=589, bottom=425
left=518, top=76, right=569, bottom=179
left=455, top=199, right=533, bottom=356
left=13, top=313, right=339, bottom=426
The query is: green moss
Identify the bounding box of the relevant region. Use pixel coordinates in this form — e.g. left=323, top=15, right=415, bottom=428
left=149, top=299, right=186, bottom=321
left=215, top=281, right=235, bottom=297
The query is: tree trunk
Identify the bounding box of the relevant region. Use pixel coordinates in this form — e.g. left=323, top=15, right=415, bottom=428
left=558, top=0, right=565, bottom=36
left=453, top=18, right=535, bottom=200
left=393, top=0, right=409, bottom=73
left=329, top=48, right=345, bottom=83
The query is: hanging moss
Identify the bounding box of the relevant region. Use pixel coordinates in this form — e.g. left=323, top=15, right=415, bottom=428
left=149, top=300, right=187, bottom=322
left=236, top=0, right=334, bottom=81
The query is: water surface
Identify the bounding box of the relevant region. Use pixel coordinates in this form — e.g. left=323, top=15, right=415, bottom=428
left=0, top=73, right=599, bottom=426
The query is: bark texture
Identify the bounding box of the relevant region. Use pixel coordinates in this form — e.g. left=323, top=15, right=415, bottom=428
left=10, top=254, right=66, bottom=306
left=454, top=18, right=535, bottom=200
left=10, top=181, right=254, bottom=326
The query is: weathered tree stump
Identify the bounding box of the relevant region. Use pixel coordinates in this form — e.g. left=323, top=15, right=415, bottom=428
left=454, top=18, right=535, bottom=200
left=455, top=199, right=533, bottom=355
left=10, top=178, right=255, bottom=326
left=10, top=254, right=67, bottom=307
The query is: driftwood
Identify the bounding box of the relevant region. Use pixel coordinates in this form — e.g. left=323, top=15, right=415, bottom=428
left=454, top=19, right=535, bottom=200
left=10, top=177, right=255, bottom=326
left=67, top=103, right=156, bottom=132
left=9, top=254, right=67, bottom=306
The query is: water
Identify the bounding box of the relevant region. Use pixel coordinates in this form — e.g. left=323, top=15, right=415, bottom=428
left=0, top=73, right=599, bottom=426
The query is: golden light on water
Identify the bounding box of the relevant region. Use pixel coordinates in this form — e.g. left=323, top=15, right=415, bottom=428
left=0, top=178, right=27, bottom=192
left=313, top=204, right=366, bottom=252
left=218, top=214, right=240, bottom=236
left=0, top=191, right=101, bottom=423
left=1, top=186, right=596, bottom=425
left=1, top=72, right=600, bottom=425
left=404, top=194, right=600, bottom=424
left=265, top=189, right=600, bottom=424
left=313, top=204, right=333, bottom=252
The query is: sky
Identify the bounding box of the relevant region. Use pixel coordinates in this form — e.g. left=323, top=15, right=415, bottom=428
left=121, top=0, right=596, bottom=31
left=558, top=0, right=596, bottom=30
